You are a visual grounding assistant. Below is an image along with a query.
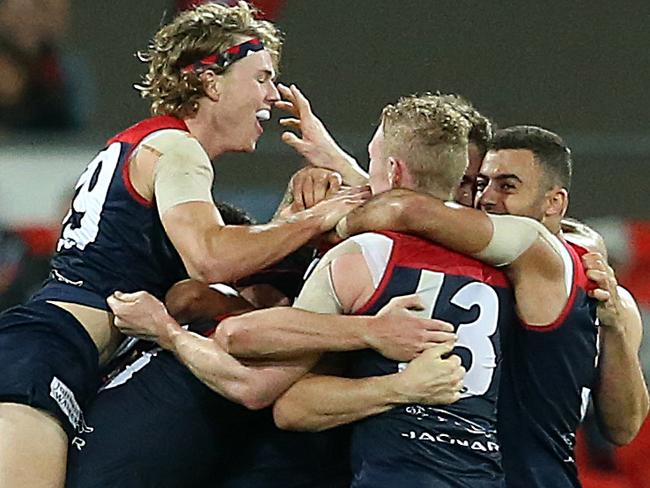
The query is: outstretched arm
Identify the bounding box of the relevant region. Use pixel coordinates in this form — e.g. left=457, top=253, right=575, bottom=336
left=276, top=83, right=369, bottom=186
left=162, top=191, right=367, bottom=284
left=584, top=252, right=649, bottom=445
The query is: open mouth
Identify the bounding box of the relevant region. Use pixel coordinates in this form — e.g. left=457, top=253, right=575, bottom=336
left=255, top=109, right=271, bottom=122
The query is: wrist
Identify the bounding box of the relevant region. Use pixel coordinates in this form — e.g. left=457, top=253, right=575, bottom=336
left=380, top=373, right=412, bottom=406
left=166, top=321, right=185, bottom=352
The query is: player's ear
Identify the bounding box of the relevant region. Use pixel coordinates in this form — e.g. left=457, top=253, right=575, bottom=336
left=200, top=70, right=223, bottom=102
left=545, top=187, right=569, bottom=218
left=388, top=157, right=405, bottom=188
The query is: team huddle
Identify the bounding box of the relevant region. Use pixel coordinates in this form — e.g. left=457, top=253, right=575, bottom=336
left=0, top=3, right=646, bottom=488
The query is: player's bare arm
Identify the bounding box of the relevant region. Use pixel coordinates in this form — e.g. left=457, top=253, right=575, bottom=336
left=108, top=291, right=318, bottom=410
left=218, top=240, right=455, bottom=361
left=277, top=83, right=369, bottom=186
left=128, top=132, right=368, bottom=284
left=583, top=251, right=649, bottom=445
left=340, top=189, right=570, bottom=325
left=274, top=342, right=463, bottom=432
left=272, top=235, right=464, bottom=432
left=219, top=295, right=455, bottom=361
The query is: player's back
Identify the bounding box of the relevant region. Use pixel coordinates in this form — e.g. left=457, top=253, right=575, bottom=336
left=346, top=231, right=515, bottom=488
left=498, top=240, right=599, bottom=488
left=34, top=116, right=190, bottom=309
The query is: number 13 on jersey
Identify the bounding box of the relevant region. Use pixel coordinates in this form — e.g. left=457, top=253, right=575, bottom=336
left=398, top=270, right=500, bottom=399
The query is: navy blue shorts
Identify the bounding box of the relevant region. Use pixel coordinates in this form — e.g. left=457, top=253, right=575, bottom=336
left=352, top=466, right=505, bottom=488
left=0, top=300, right=99, bottom=439
left=67, top=349, right=351, bottom=487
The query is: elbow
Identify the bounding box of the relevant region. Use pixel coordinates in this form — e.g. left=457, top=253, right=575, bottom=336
left=604, top=425, right=642, bottom=447
left=218, top=316, right=250, bottom=355
left=183, top=248, right=237, bottom=284
left=602, top=405, right=649, bottom=446
left=230, top=382, right=275, bottom=411
left=189, top=258, right=233, bottom=284
left=272, top=398, right=322, bottom=432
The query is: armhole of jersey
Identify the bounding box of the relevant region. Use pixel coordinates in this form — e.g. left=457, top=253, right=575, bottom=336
left=519, top=236, right=578, bottom=332
left=350, top=232, right=395, bottom=315
left=121, top=129, right=189, bottom=207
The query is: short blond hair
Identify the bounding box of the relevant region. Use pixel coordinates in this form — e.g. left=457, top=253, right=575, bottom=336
left=381, top=94, right=470, bottom=199
left=136, top=1, right=283, bottom=117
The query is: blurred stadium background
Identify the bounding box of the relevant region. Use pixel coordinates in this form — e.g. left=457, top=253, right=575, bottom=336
left=0, top=1, right=648, bottom=486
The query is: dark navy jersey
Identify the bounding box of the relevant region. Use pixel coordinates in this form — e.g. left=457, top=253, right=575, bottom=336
left=346, top=231, right=515, bottom=486
left=34, top=116, right=190, bottom=309
left=498, top=240, right=599, bottom=488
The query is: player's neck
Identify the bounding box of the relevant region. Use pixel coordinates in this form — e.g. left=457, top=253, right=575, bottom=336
left=184, top=113, right=227, bottom=160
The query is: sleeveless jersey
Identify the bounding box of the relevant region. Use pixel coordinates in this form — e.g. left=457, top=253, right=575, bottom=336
left=34, top=116, right=191, bottom=309
left=498, top=240, right=599, bottom=488
left=347, top=231, right=515, bottom=487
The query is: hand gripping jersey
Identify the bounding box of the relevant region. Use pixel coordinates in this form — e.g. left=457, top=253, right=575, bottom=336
left=34, top=116, right=191, bottom=309
left=497, top=240, right=599, bottom=488
left=346, top=232, right=515, bottom=488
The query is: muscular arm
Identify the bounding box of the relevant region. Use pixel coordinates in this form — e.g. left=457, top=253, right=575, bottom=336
left=217, top=238, right=455, bottom=361
left=341, top=189, right=568, bottom=325
left=163, top=202, right=338, bottom=284
left=274, top=343, right=463, bottom=431
left=271, top=237, right=463, bottom=431
left=137, top=130, right=364, bottom=284
left=168, top=320, right=318, bottom=410
left=582, top=251, right=649, bottom=444
left=108, top=290, right=318, bottom=410
left=594, top=287, right=648, bottom=445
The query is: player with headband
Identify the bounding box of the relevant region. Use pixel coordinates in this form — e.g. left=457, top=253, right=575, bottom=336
left=0, top=3, right=367, bottom=486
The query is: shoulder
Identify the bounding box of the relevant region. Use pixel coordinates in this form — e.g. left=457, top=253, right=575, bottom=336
left=141, top=129, right=205, bottom=157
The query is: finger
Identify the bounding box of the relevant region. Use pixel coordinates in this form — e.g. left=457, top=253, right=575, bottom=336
left=279, top=118, right=301, bottom=129
left=312, top=175, right=329, bottom=206
left=274, top=100, right=297, bottom=114
left=446, top=354, right=462, bottom=368
left=389, top=293, right=425, bottom=311
left=560, top=219, right=579, bottom=232
left=425, top=319, right=455, bottom=333
left=277, top=83, right=295, bottom=102
left=586, top=269, right=609, bottom=286
left=289, top=84, right=312, bottom=115
left=326, top=173, right=343, bottom=197
left=582, top=253, right=607, bottom=271
left=291, top=173, right=307, bottom=211
left=281, top=131, right=308, bottom=154
left=114, top=317, right=128, bottom=330
left=107, top=295, right=119, bottom=311
left=423, top=331, right=457, bottom=344
left=422, top=341, right=455, bottom=359
left=302, top=174, right=315, bottom=209
left=588, top=288, right=611, bottom=302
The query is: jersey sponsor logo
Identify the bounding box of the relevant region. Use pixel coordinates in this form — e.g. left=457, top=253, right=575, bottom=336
left=51, top=269, right=84, bottom=287
left=400, top=429, right=500, bottom=453
left=404, top=406, right=496, bottom=437
left=49, top=376, right=93, bottom=434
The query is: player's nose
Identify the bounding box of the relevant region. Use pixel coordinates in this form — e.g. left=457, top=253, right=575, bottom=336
left=267, top=81, right=280, bottom=103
